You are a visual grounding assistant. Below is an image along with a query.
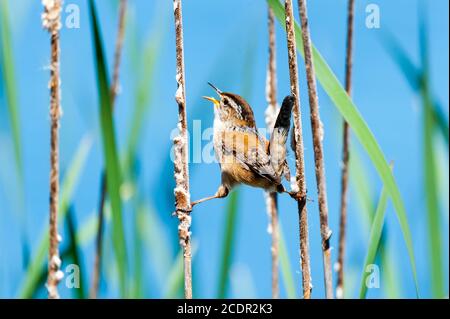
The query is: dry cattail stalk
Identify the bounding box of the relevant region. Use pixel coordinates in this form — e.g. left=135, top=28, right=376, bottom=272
left=265, top=7, right=280, bottom=299
left=42, top=0, right=63, bottom=299
left=336, top=0, right=355, bottom=299
left=90, top=0, right=128, bottom=299
left=284, top=0, right=312, bottom=299
left=173, top=0, right=193, bottom=299
left=297, top=0, right=333, bottom=299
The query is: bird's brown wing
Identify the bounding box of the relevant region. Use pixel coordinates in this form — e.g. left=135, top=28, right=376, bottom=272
left=218, top=129, right=280, bottom=184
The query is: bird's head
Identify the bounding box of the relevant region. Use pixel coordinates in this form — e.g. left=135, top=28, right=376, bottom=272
left=203, top=82, right=256, bottom=128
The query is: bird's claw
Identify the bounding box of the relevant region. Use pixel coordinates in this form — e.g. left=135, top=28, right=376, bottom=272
left=172, top=206, right=193, bottom=217
left=288, top=191, right=305, bottom=202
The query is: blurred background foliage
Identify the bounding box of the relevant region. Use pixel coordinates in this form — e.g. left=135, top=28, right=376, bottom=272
left=0, top=0, right=448, bottom=298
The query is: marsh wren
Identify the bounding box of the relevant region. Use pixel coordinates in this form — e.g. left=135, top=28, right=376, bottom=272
left=191, top=83, right=294, bottom=207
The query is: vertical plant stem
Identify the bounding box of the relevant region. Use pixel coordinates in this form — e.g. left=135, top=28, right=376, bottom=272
left=110, top=0, right=127, bottom=106
left=266, top=193, right=279, bottom=298
left=173, top=0, right=193, bottom=300
left=336, top=0, right=354, bottom=299
left=265, top=7, right=280, bottom=299
left=284, top=0, right=312, bottom=299
left=90, top=0, right=127, bottom=299
left=42, top=0, right=63, bottom=299
left=297, top=0, right=333, bottom=299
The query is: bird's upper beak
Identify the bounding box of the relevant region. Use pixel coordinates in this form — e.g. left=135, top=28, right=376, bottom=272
left=202, top=96, right=220, bottom=107
left=204, top=82, right=222, bottom=107
left=208, top=82, right=222, bottom=95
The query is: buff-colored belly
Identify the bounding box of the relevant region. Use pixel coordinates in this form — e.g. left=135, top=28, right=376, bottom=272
left=221, top=155, right=274, bottom=191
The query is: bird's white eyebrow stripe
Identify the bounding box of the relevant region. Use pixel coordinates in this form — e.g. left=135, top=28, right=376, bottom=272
left=228, top=96, right=243, bottom=119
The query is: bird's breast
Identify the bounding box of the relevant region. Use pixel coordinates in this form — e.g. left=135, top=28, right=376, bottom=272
left=212, top=126, right=275, bottom=190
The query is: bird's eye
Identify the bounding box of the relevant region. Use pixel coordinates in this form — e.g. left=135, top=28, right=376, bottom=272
left=223, top=98, right=229, bottom=106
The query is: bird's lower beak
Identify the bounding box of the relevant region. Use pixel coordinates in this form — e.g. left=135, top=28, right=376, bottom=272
left=202, top=96, right=219, bottom=107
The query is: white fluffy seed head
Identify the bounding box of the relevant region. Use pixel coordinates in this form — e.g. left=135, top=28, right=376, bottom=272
left=55, top=270, right=64, bottom=281
left=290, top=177, right=299, bottom=193
left=50, top=254, right=62, bottom=268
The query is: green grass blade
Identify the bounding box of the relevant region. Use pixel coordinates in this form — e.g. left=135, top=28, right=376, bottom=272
left=18, top=135, right=92, bottom=298
left=350, top=149, right=400, bottom=298
left=268, top=0, right=419, bottom=296
left=132, top=197, right=143, bottom=298
left=423, top=78, right=444, bottom=298
left=0, top=0, right=23, bottom=178
left=420, top=14, right=444, bottom=297
left=359, top=185, right=389, bottom=298
left=66, top=208, right=87, bottom=299
left=382, top=32, right=449, bottom=147
left=432, top=103, right=449, bottom=146
left=88, top=0, right=128, bottom=297
left=381, top=31, right=421, bottom=91
left=377, top=234, right=401, bottom=298
left=278, top=223, right=297, bottom=299
left=217, top=191, right=239, bottom=299
left=349, top=147, right=375, bottom=226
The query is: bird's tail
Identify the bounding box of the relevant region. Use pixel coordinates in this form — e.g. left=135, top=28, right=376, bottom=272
left=269, top=95, right=294, bottom=181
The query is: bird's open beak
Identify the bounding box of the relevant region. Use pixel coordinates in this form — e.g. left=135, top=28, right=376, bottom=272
left=202, top=96, right=219, bottom=107
left=204, top=82, right=222, bottom=106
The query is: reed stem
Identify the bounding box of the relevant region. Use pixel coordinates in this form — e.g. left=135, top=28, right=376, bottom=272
left=297, top=0, right=333, bottom=299
left=265, top=7, right=280, bottom=299
left=284, top=0, right=312, bottom=299
left=42, top=0, right=63, bottom=299
left=336, top=0, right=355, bottom=299
left=173, top=0, right=193, bottom=299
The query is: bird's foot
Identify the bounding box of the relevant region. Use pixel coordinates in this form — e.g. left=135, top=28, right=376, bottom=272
left=172, top=206, right=193, bottom=217
left=287, top=191, right=306, bottom=202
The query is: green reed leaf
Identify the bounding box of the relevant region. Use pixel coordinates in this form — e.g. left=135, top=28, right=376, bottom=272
left=88, top=0, right=128, bottom=297
left=359, top=184, right=389, bottom=298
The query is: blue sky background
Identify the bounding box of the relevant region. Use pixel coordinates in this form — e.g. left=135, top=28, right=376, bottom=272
left=0, top=0, right=448, bottom=298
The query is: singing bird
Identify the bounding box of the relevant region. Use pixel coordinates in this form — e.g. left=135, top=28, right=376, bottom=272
left=191, top=83, right=295, bottom=207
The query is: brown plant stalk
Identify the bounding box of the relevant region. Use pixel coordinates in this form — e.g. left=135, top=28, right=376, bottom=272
left=284, top=0, right=312, bottom=299
left=265, top=6, right=279, bottom=299
left=297, top=0, right=333, bottom=299
left=90, top=0, right=127, bottom=299
left=42, top=0, right=63, bottom=299
left=336, top=0, right=355, bottom=299
left=173, top=0, right=193, bottom=299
